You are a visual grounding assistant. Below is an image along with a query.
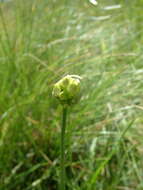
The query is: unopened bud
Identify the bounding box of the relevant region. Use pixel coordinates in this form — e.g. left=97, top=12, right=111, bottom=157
left=52, top=75, right=82, bottom=105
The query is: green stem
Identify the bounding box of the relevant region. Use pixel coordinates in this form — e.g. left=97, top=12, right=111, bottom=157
left=60, top=106, right=67, bottom=190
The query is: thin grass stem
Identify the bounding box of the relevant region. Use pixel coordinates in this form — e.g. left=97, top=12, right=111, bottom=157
left=60, top=106, right=67, bottom=190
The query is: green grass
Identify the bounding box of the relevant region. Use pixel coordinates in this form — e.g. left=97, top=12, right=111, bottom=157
left=0, top=0, right=143, bottom=189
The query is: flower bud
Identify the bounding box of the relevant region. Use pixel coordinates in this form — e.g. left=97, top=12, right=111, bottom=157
left=52, top=75, right=82, bottom=105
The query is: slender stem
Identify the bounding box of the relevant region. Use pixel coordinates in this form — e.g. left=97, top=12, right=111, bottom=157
left=60, top=106, right=67, bottom=190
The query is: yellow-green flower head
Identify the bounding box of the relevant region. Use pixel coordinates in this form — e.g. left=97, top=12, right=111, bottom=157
left=52, top=75, right=82, bottom=105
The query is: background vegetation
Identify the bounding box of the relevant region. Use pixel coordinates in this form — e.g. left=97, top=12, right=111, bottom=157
left=0, top=0, right=143, bottom=189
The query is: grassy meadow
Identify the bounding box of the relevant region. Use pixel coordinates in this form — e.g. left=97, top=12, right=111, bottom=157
left=0, top=0, right=143, bottom=189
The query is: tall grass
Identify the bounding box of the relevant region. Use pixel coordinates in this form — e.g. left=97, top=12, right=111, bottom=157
left=0, top=0, right=143, bottom=189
